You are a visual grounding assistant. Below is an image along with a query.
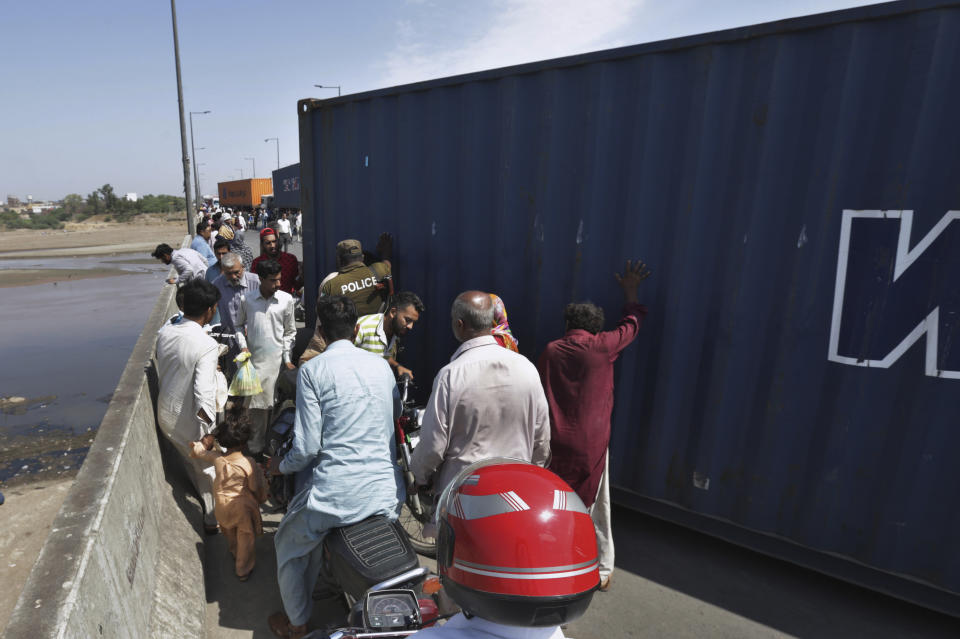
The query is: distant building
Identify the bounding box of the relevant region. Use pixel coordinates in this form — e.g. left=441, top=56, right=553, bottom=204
left=124, top=193, right=138, bottom=202
left=7, top=196, right=20, bottom=207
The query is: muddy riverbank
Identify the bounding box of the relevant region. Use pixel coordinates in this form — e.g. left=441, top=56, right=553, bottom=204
left=0, top=220, right=182, bottom=486
left=0, top=267, right=140, bottom=287
left=0, top=214, right=187, bottom=258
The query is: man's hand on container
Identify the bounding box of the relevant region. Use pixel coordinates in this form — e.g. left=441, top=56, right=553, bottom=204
left=376, top=232, right=393, bottom=262
left=396, top=365, right=414, bottom=380
left=614, top=259, right=651, bottom=303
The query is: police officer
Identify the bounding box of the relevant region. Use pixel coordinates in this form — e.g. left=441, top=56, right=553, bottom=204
left=299, top=233, right=393, bottom=364
left=321, top=234, right=393, bottom=315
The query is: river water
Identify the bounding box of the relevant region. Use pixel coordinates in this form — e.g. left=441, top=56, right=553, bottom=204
left=0, top=254, right=170, bottom=484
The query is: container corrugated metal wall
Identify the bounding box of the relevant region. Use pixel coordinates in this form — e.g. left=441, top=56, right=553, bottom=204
left=217, top=178, right=273, bottom=208
left=272, top=163, right=301, bottom=209
left=298, top=0, right=960, bottom=613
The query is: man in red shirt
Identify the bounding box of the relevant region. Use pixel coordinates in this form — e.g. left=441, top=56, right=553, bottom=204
left=537, top=260, right=650, bottom=592
left=251, top=227, right=301, bottom=295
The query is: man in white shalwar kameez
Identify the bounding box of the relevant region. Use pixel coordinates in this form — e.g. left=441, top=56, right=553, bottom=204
left=156, top=278, right=221, bottom=529
left=236, top=259, right=297, bottom=453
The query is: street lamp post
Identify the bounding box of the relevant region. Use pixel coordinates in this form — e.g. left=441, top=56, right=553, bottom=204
left=265, top=137, right=279, bottom=171
left=314, top=84, right=341, bottom=96
left=169, top=0, right=194, bottom=235
left=189, top=110, right=210, bottom=207
left=237, top=168, right=244, bottom=180
left=195, top=148, right=205, bottom=195
left=244, top=157, right=256, bottom=179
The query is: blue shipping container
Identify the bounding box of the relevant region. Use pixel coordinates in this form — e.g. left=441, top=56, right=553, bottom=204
left=298, top=0, right=960, bottom=614
left=272, top=162, right=301, bottom=209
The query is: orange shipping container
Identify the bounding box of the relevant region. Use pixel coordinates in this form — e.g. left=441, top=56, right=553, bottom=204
left=217, top=178, right=273, bottom=207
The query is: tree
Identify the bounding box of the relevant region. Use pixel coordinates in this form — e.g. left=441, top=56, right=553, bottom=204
left=99, top=184, right=118, bottom=212
left=86, top=191, right=102, bottom=215
left=63, top=193, right=84, bottom=216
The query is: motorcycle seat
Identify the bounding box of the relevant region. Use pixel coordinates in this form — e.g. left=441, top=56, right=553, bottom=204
left=324, top=515, right=420, bottom=599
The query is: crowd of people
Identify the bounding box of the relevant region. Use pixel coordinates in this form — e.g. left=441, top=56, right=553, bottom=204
left=245, top=207, right=303, bottom=242
left=151, top=220, right=650, bottom=638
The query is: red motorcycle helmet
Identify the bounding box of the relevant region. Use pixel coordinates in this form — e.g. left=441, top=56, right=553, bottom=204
left=436, top=458, right=599, bottom=627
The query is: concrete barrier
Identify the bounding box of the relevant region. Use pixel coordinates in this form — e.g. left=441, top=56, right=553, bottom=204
left=4, top=239, right=207, bottom=638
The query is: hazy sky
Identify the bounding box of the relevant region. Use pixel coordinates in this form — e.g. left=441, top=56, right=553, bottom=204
left=1, top=0, right=878, bottom=201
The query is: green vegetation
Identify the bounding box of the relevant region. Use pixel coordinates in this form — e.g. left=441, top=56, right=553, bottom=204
left=1, top=185, right=185, bottom=230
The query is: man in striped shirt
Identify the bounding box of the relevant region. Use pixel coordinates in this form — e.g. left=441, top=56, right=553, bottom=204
left=354, top=291, right=425, bottom=379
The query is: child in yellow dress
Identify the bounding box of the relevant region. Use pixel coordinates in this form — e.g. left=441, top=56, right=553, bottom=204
left=191, top=410, right=268, bottom=580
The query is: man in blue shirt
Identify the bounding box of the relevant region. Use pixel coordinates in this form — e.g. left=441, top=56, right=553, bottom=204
left=204, top=238, right=231, bottom=326
left=191, top=221, right=217, bottom=266
left=268, top=295, right=403, bottom=638
left=205, top=238, right=231, bottom=283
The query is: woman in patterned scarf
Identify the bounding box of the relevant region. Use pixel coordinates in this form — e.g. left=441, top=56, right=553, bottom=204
left=489, top=293, right=519, bottom=352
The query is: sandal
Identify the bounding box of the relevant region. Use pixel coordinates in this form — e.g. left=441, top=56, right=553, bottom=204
left=268, top=611, right=307, bottom=639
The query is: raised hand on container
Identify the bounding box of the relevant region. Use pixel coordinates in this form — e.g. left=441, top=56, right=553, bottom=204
left=614, top=259, right=651, bottom=303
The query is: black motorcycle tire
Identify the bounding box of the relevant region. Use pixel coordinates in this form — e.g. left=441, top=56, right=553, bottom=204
left=398, top=498, right=437, bottom=558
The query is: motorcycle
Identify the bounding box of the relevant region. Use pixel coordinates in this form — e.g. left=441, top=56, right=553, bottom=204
left=265, top=372, right=446, bottom=635
left=304, top=563, right=442, bottom=638
left=394, top=374, right=437, bottom=557
left=304, top=516, right=442, bottom=638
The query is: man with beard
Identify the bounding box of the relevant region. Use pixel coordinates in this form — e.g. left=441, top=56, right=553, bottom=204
left=252, top=227, right=300, bottom=295
left=212, top=253, right=260, bottom=367
left=354, top=291, right=425, bottom=379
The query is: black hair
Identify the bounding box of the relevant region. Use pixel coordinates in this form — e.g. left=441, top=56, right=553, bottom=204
left=390, top=291, right=425, bottom=314
left=215, top=408, right=251, bottom=449
left=256, top=258, right=282, bottom=279
left=195, top=220, right=209, bottom=235
left=564, top=302, right=605, bottom=334
left=174, top=286, right=185, bottom=311
left=316, top=295, right=358, bottom=341
left=151, top=243, right=173, bottom=259
left=213, top=237, right=231, bottom=252
left=181, top=278, right=221, bottom=317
